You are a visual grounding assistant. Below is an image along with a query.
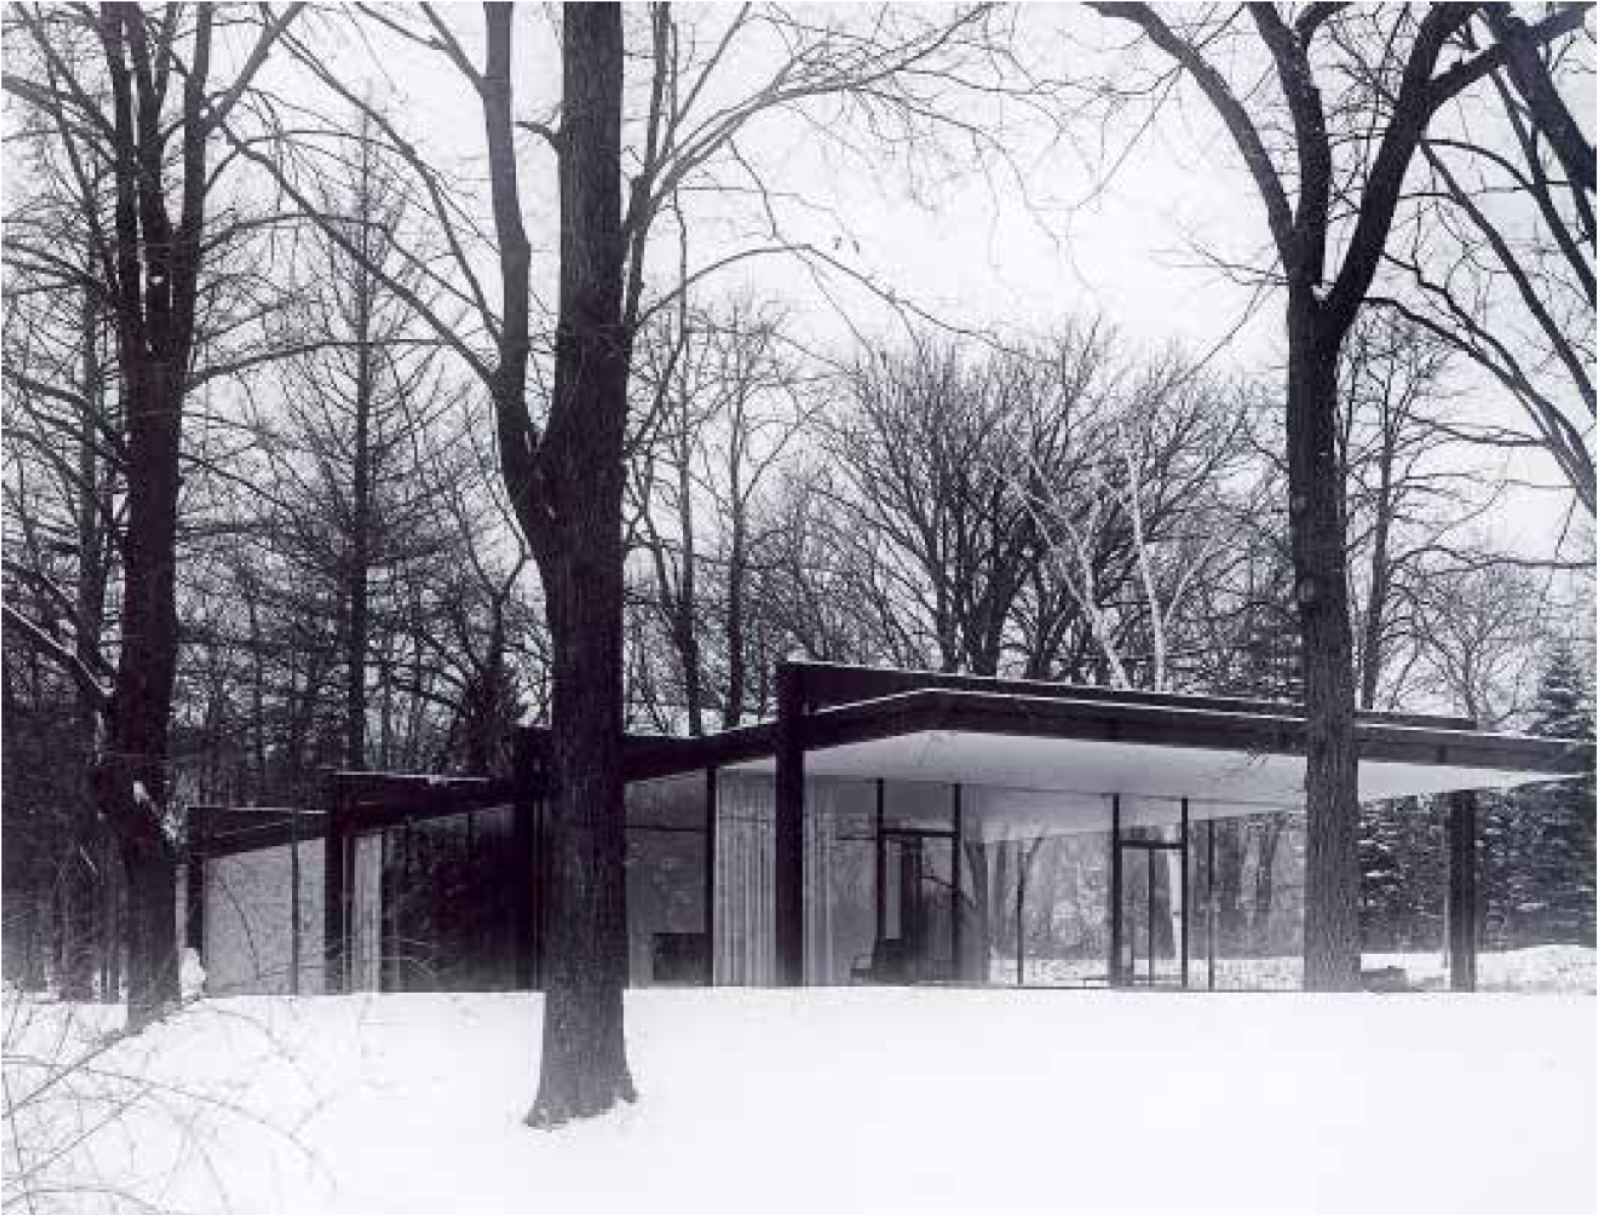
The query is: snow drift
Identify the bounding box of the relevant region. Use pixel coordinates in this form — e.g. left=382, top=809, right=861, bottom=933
left=5, top=979, right=1593, bottom=1215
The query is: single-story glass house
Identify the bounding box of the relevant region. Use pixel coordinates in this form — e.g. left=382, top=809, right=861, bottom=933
left=183, top=662, right=1592, bottom=996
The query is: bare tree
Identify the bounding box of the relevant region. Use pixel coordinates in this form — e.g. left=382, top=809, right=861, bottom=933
left=207, top=0, right=1036, bottom=1123
left=1416, top=562, right=1547, bottom=729
left=1088, top=1, right=1588, bottom=989
left=3, top=3, right=301, bottom=1025
left=628, top=293, right=811, bottom=732
left=1020, top=346, right=1248, bottom=693
left=1375, top=22, right=1595, bottom=514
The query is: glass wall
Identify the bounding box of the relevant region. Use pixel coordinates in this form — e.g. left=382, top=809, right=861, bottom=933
left=804, top=778, right=876, bottom=985
left=714, top=772, right=775, bottom=984
left=371, top=805, right=522, bottom=991
left=960, top=788, right=1112, bottom=987
left=625, top=775, right=710, bottom=986
left=697, top=771, right=1307, bottom=992
left=1114, top=798, right=1187, bottom=986
left=1200, top=809, right=1307, bottom=990
left=201, top=839, right=325, bottom=995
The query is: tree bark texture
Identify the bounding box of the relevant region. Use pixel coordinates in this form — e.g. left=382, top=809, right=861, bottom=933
left=1287, top=307, right=1361, bottom=990
left=523, top=3, right=636, bottom=1128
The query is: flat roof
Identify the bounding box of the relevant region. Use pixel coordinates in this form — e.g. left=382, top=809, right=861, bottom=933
left=657, top=684, right=1590, bottom=806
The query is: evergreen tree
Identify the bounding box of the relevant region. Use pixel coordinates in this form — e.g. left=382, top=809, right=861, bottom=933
left=1476, top=789, right=1524, bottom=951
left=1359, top=797, right=1445, bottom=953
left=1512, top=640, right=1596, bottom=945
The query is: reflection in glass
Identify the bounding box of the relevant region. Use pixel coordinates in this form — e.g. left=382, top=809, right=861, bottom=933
left=374, top=805, right=520, bottom=992
left=625, top=775, right=709, bottom=986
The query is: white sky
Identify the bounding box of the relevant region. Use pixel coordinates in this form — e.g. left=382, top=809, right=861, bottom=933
left=241, top=4, right=1596, bottom=561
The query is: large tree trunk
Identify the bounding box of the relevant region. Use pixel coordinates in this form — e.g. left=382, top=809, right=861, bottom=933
left=98, top=356, right=186, bottom=1026
left=1287, top=307, right=1362, bottom=991
left=528, top=536, right=634, bottom=1124
left=524, top=4, right=635, bottom=1128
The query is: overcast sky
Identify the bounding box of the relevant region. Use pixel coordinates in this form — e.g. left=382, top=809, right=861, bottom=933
left=275, top=4, right=1590, bottom=562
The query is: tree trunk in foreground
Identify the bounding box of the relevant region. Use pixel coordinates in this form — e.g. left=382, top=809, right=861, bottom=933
left=97, top=351, right=187, bottom=1026
left=1087, top=0, right=1590, bottom=995
left=525, top=3, right=635, bottom=1128
left=1287, top=307, right=1361, bottom=991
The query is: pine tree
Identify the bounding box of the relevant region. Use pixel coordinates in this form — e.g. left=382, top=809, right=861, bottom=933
left=1359, top=796, right=1445, bottom=952
left=1512, top=639, right=1596, bottom=945
left=1529, top=639, right=1594, bottom=742
left=1476, top=789, right=1523, bottom=951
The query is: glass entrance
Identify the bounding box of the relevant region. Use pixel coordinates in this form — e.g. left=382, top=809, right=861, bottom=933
left=1118, top=839, right=1186, bottom=985
left=1111, top=804, right=1191, bottom=987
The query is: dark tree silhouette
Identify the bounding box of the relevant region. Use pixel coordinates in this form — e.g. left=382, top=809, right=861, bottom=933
left=1090, top=1, right=1589, bottom=989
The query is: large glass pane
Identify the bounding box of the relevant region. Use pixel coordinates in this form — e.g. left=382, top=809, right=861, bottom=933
left=379, top=805, right=521, bottom=992
left=1208, top=810, right=1306, bottom=990
left=805, top=778, right=875, bottom=985
left=874, top=830, right=957, bottom=982
left=202, top=839, right=326, bottom=995
left=1111, top=798, right=1186, bottom=987
left=714, top=772, right=775, bottom=984
left=957, top=788, right=1111, bottom=986
left=1118, top=842, right=1184, bottom=985
left=1359, top=796, right=1446, bottom=987
left=625, top=775, right=708, bottom=986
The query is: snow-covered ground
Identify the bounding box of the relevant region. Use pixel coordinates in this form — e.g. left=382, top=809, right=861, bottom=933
left=6, top=972, right=1593, bottom=1215
left=999, top=944, right=1598, bottom=992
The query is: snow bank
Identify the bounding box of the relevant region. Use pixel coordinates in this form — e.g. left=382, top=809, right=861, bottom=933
left=1000, top=944, right=1597, bottom=992
left=4, top=983, right=1593, bottom=1215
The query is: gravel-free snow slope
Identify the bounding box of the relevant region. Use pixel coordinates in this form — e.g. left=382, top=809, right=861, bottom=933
left=6, top=985, right=1593, bottom=1215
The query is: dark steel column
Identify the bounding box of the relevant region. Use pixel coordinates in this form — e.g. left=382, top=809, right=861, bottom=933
left=288, top=805, right=302, bottom=995
left=1206, top=818, right=1216, bottom=991
left=875, top=779, right=886, bottom=943
left=1448, top=790, right=1480, bottom=992
left=1179, top=798, right=1190, bottom=990
left=774, top=662, right=806, bottom=986
left=704, top=766, right=718, bottom=987
left=183, top=808, right=205, bottom=959
left=1108, top=794, right=1123, bottom=987
left=322, top=774, right=348, bottom=995
left=951, top=783, right=964, bottom=980
left=1146, top=849, right=1156, bottom=984
left=1015, top=838, right=1026, bottom=988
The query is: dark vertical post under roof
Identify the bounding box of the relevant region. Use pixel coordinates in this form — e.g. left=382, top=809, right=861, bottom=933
left=704, top=766, right=717, bottom=987
left=774, top=662, right=806, bottom=985
left=951, top=783, right=964, bottom=980
left=1015, top=837, right=1026, bottom=988
left=183, top=809, right=205, bottom=960
left=1179, top=798, right=1190, bottom=990
left=875, top=779, right=886, bottom=945
left=1206, top=819, right=1217, bottom=992
left=322, top=772, right=348, bottom=996
left=1109, top=794, right=1123, bottom=987
left=1447, top=790, right=1480, bottom=992
left=288, top=802, right=302, bottom=996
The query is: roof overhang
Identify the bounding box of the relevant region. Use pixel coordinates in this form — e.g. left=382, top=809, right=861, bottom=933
left=721, top=688, right=1592, bottom=810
